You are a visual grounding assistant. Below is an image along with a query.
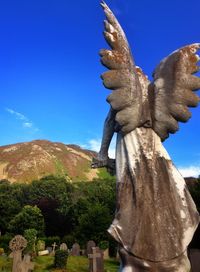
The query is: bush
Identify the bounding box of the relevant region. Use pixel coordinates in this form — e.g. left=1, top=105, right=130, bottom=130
left=98, top=240, right=109, bottom=250
left=24, top=229, right=37, bottom=254
left=0, top=234, right=12, bottom=253
left=108, top=238, right=118, bottom=257
left=8, top=205, right=45, bottom=236
left=54, top=249, right=68, bottom=269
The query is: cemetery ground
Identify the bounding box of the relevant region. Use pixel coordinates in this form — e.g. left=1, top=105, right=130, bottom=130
left=0, top=255, right=119, bottom=271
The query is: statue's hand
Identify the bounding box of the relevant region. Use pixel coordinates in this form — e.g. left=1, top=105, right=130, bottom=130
left=91, top=156, right=116, bottom=175
left=91, top=157, right=108, bottom=169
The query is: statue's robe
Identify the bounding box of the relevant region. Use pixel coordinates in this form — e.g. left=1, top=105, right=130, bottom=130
left=108, top=127, right=199, bottom=262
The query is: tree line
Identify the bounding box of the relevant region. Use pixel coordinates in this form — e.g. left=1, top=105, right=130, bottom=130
left=0, top=175, right=116, bottom=248
left=0, top=175, right=199, bottom=249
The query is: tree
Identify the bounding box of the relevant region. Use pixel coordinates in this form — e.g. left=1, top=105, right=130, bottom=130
left=8, top=205, right=45, bottom=236
left=0, top=180, right=24, bottom=234
left=24, top=228, right=37, bottom=253
left=75, top=203, right=111, bottom=245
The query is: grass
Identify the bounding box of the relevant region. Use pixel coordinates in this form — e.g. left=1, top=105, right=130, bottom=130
left=0, top=255, right=119, bottom=272
left=0, top=255, right=11, bottom=271
left=97, top=168, right=114, bottom=180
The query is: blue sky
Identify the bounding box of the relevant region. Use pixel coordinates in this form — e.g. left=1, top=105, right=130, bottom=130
left=0, top=0, right=200, bottom=177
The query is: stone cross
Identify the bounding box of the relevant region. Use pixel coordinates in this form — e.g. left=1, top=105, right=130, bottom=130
left=52, top=242, right=57, bottom=253
left=88, top=247, right=103, bottom=272
left=9, top=235, right=34, bottom=272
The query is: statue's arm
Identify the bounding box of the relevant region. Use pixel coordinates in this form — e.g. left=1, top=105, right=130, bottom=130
left=92, top=108, right=116, bottom=169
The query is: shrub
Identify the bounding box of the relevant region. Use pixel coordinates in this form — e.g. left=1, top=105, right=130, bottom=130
left=108, top=238, right=118, bottom=257
left=54, top=249, right=68, bottom=269
left=24, top=229, right=37, bottom=253
left=98, top=240, right=109, bottom=250
left=0, top=234, right=12, bottom=253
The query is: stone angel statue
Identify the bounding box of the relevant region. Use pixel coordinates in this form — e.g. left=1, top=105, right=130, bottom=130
left=92, top=1, right=200, bottom=271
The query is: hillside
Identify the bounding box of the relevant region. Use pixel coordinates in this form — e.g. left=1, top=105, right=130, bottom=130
left=0, top=140, right=103, bottom=183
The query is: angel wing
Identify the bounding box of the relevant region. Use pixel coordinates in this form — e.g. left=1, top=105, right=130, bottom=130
left=151, top=44, right=200, bottom=141
left=100, top=2, right=200, bottom=141
left=100, top=1, right=151, bottom=134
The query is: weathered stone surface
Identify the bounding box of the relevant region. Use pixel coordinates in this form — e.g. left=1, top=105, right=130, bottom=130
left=108, top=128, right=199, bottom=262
left=9, top=235, right=34, bottom=272
left=71, top=243, right=80, bottom=256
left=93, top=2, right=200, bottom=271
left=38, top=250, right=49, bottom=256
left=86, top=240, right=96, bottom=256
left=103, top=248, right=109, bottom=260
left=20, top=254, right=34, bottom=272
left=51, top=242, right=58, bottom=255
left=60, top=243, right=68, bottom=251
left=88, top=247, right=104, bottom=272
left=118, top=247, right=191, bottom=271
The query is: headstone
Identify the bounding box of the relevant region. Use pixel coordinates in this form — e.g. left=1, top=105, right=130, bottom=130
left=37, top=240, right=45, bottom=251
left=86, top=240, right=96, bottom=256
left=38, top=250, right=49, bottom=256
left=46, top=246, right=53, bottom=253
left=9, top=235, right=34, bottom=272
left=103, top=248, right=109, bottom=260
left=60, top=243, right=68, bottom=251
left=51, top=242, right=57, bottom=256
left=20, top=254, right=34, bottom=272
left=71, top=243, right=80, bottom=256
left=88, top=247, right=104, bottom=272
left=189, top=249, right=200, bottom=272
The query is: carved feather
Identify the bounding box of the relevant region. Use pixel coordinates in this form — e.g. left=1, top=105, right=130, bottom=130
left=100, top=1, right=151, bottom=134
left=152, top=44, right=200, bottom=141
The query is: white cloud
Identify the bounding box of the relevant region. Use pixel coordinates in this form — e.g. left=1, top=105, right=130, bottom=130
left=23, top=122, right=33, bottom=128
left=5, top=108, right=39, bottom=132
left=86, top=136, right=116, bottom=159
left=178, top=166, right=200, bottom=178
left=6, top=108, right=27, bottom=121
left=88, top=139, right=101, bottom=152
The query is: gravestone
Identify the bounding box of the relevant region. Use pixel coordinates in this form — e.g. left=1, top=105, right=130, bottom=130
left=88, top=247, right=104, bottom=272
left=9, top=235, right=34, bottom=272
left=103, top=248, right=109, bottom=260
left=60, top=243, right=68, bottom=251
left=46, top=246, right=53, bottom=253
left=86, top=240, right=96, bottom=256
left=189, top=249, right=200, bottom=272
left=51, top=242, right=58, bottom=256
left=38, top=250, right=49, bottom=256
left=20, top=254, right=34, bottom=272
left=71, top=243, right=80, bottom=256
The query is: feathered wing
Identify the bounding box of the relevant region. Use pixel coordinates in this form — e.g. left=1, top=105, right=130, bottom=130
left=100, top=1, right=151, bottom=134
left=151, top=44, right=200, bottom=141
